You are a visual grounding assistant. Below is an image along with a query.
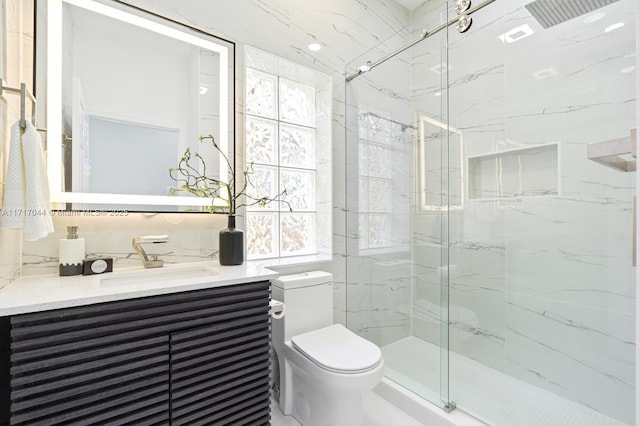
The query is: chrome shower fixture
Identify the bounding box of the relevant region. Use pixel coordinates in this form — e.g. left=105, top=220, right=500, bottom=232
left=525, top=0, right=621, bottom=29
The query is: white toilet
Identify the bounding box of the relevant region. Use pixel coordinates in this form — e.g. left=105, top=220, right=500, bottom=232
left=271, top=271, right=384, bottom=426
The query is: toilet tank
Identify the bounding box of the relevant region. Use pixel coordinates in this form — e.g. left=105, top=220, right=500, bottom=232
left=272, top=271, right=333, bottom=341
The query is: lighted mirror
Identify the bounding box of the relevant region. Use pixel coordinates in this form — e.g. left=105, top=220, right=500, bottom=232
left=40, top=0, right=234, bottom=212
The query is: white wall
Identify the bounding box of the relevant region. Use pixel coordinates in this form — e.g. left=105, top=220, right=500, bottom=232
left=16, top=0, right=412, bottom=327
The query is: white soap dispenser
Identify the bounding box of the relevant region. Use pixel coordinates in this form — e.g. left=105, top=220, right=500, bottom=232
left=59, top=226, right=85, bottom=276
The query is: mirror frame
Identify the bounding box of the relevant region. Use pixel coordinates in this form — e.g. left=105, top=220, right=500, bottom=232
left=45, top=0, right=235, bottom=210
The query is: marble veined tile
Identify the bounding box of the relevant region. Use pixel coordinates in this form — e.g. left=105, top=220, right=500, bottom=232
left=502, top=197, right=635, bottom=314
left=505, top=293, right=634, bottom=424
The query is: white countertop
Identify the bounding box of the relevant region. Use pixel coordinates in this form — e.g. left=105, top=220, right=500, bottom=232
left=0, top=262, right=278, bottom=316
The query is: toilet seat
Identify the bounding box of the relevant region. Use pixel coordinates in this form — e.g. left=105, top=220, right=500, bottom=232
left=291, top=324, right=382, bottom=374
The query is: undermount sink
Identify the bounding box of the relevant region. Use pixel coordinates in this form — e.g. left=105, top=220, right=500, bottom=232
left=100, top=264, right=219, bottom=287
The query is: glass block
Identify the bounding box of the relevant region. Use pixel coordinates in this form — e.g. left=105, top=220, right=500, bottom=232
left=281, top=213, right=316, bottom=255
left=246, top=165, right=278, bottom=210
left=368, top=178, right=392, bottom=213
left=280, top=123, right=316, bottom=168
left=246, top=117, right=277, bottom=165
left=389, top=122, right=404, bottom=145
left=359, top=213, right=369, bottom=250
left=368, top=214, right=391, bottom=248
left=359, top=177, right=369, bottom=212
left=279, top=78, right=315, bottom=126
left=246, top=68, right=277, bottom=119
left=368, top=144, right=392, bottom=178
left=358, top=142, right=368, bottom=176
left=246, top=213, right=278, bottom=259
left=358, top=112, right=368, bottom=139
left=280, top=168, right=316, bottom=211
left=365, top=112, right=390, bottom=144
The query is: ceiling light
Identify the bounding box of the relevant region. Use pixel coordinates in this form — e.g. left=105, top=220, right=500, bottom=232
left=605, top=22, right=624, bottom=33
left=583, top=12, right=605, bottom=24
left=498, top=24, right=534, bottom=44
left=199, top=85, right=209, bottom=95
left=620, top=66, right=636, bottom=74
left=308, top=42, right=322, bottom=51
left=434, top=91, right=442, bottom=97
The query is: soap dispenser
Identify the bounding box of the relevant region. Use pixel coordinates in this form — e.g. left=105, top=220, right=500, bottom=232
left=59, top=226, right=85, bottom=276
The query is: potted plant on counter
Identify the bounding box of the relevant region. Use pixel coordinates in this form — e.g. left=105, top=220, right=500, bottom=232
left=169, top=135, right=290, bottom=265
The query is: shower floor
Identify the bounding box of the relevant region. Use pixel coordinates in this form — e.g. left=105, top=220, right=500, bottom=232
left=382, top=336, right=627, bottom=426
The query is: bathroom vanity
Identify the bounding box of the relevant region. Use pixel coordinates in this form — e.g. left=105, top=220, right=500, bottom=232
left=0, top=263, right=277, bottom=425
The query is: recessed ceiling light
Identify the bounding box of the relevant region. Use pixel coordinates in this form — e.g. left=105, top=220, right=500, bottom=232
left=308, top=43, right=322, bottom=51
left=199, top=85, right=209, bottom=95
left=583, top=12, right=605, bottom=24
left=605, top=22, right=624, bottom=33
left=434, top=91, right=442, bottom=97
left=498, top=24, right=534, bottom=44
left=620, top=66, right=636, bottom=74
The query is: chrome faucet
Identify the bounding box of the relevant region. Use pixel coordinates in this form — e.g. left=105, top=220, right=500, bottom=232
left=132, top=235, right=169, bottom=268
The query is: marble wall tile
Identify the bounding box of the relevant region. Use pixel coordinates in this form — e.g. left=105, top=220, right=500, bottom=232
left=344, top=27, right=415, bottom=345
left=22, top=213, right=226, bottom=275
left=505, top=293, right=635, bottom=425
left=407, top=0, right=636, bottom=422
left=346, top=256, right=412, bottom=346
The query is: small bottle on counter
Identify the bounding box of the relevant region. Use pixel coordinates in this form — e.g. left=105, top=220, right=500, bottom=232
left=59, top=226, right=85, bottom=276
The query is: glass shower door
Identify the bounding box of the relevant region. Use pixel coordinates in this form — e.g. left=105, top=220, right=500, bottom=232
left=446, top=0, right=636, bottom=424
left=408, top=0, right=454, bottom=410
left=345, top=0, right=455, bottom=411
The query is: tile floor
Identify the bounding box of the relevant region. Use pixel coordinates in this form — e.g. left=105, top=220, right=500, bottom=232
left=382, top=337, right=627, bottom=426
left=270, top=391, right=426, bottom=426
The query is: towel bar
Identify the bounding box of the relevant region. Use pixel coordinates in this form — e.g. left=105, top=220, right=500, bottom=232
left=0, top=78, right=37, bottom=129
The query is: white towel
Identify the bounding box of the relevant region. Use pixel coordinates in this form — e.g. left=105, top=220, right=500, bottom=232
left=1, top=121, right=54, bottom=241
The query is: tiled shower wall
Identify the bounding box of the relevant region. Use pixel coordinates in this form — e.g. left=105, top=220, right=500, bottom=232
left=344, top=35, right=414, bottom=347
left=410, top=0, right=636, bottom=423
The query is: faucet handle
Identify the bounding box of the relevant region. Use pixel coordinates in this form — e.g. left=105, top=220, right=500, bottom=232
left=132, top=235, right=170, bottom=268
left=148, top=252, right=173, bottom=261
left=144, top=255, right=164, bottom=268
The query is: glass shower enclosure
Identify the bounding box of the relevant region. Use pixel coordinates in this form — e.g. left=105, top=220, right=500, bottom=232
left=345, top=0, right=637, bottom=424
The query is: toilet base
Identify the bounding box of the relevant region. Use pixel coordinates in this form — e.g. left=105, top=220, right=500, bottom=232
left=276, top=342, right=384, bottom=426
left=290, top=388, right=365, bottom=426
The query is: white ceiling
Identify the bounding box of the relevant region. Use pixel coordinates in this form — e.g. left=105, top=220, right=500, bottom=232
left=392, top=0, right=427, bottom=11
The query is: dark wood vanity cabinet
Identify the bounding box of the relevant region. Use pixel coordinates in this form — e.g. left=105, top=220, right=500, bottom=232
left=0, top=280, right=272, bottom=426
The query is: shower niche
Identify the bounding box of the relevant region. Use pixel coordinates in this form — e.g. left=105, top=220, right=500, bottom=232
left=467, top=143, right=559, bottom=200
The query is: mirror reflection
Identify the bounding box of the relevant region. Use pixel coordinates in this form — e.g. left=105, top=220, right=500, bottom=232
left=42, top=0, right=235, bottom=212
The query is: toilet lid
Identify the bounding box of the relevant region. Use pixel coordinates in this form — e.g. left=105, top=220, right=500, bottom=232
left=291, top=324, right=382, bottom=373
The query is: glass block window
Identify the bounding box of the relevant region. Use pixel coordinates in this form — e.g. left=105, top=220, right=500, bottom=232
left=358, top=111, right=395, bottom=250
left=245, top=49, right=330, bottom=260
